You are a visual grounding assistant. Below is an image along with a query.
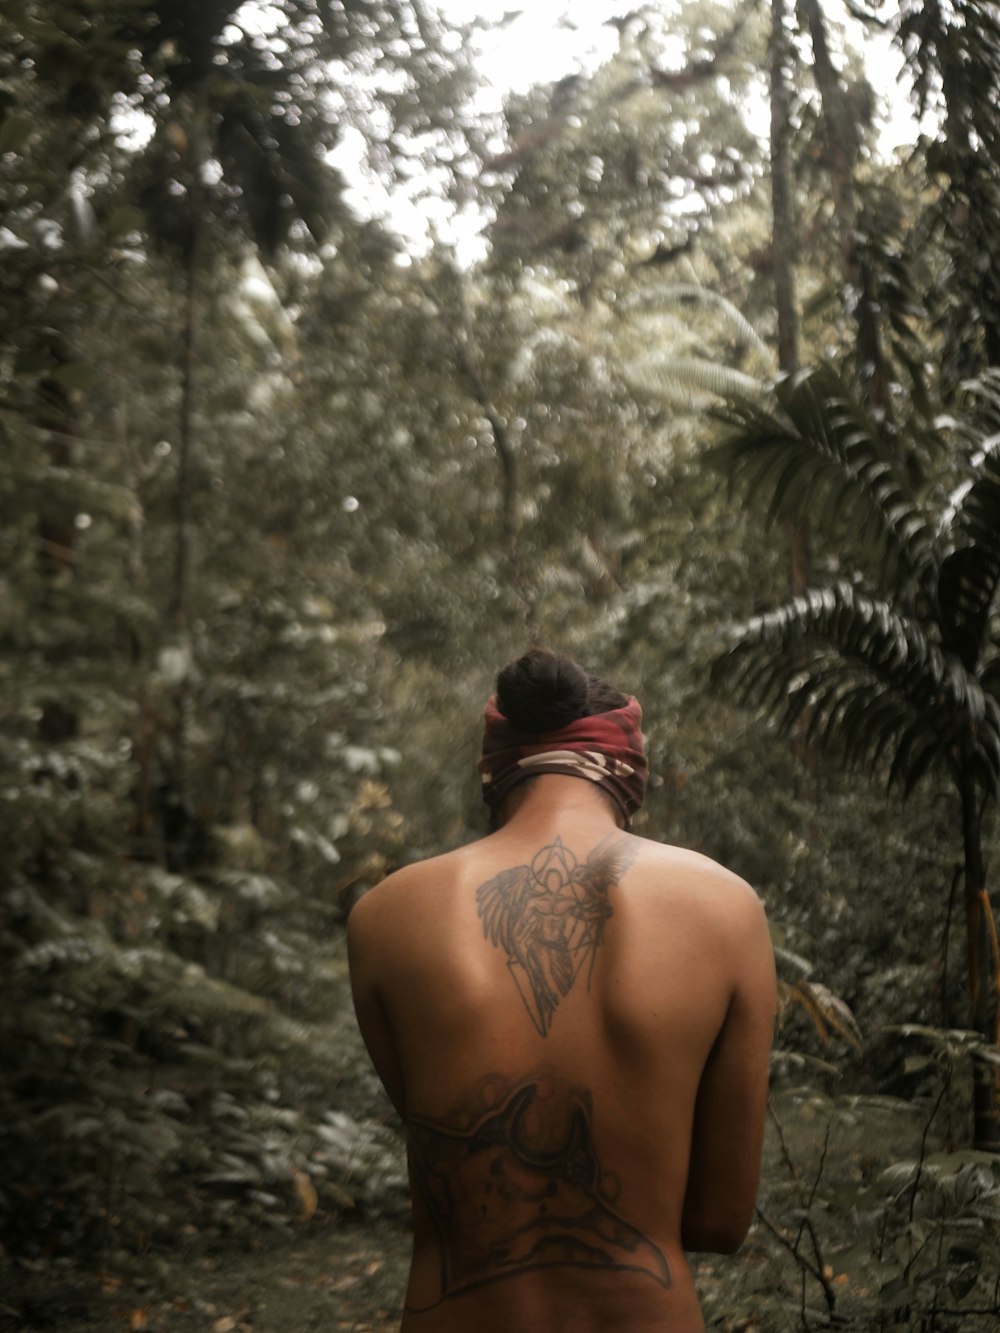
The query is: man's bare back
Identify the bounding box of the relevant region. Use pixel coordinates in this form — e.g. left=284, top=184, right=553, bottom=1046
left=348, top=773, right=775, bottom=1332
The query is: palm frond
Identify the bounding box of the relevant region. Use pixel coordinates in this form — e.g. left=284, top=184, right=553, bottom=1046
left=983, top=659, right=1000, bottom=704
left=712, top=582, right=1000, bottom=797
left=783, top=979, right=863, bottom=1049
left=937, top=541, right=1000, bottom=671
left=712, top=365, right=935, bottom=595
left=622, top=283, right=771, bottom=361
left=621, top=355, right=764, bottom=405
left=937, top=374, right=1000, bottom=669
left=215, top=89, right=341, bottom=255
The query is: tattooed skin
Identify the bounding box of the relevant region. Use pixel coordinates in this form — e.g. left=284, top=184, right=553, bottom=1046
left=406, top=1072, right=671, bottom=1311
left=476, top=834, right=638, bottom=1036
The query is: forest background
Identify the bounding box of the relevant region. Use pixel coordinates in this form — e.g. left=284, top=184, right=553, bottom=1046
left=3, top=1, right=1000, bottom=1329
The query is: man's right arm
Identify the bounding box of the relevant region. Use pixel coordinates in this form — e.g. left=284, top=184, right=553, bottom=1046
left=346, top=882, right=407, bottom=1117
left=681, top=883, right=776, bottom=1253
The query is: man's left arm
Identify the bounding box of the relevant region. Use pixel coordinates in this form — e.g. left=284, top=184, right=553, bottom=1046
left=681, top=885, right=776, bottom=1253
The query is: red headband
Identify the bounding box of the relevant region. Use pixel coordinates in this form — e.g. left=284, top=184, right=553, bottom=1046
left=479, top=695, right=648, bottom=822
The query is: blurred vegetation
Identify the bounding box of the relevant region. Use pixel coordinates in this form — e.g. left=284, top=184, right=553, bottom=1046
left=2, top=0, right=1000, bottom=1328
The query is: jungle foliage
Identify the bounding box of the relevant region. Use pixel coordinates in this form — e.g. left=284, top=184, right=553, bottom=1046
left=2, top=1, right=1000, bottom=1328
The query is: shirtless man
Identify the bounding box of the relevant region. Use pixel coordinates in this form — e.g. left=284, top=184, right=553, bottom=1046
left=348, top=649, right=776, bottom=1332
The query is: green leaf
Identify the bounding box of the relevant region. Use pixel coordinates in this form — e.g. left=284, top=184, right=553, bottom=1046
left=106, top=205, right=147, bottom=237
left=50, top=362, right=99, bottom=391
left=0, top=111, right=34, bottom=154
left=14, top=349, right=57, bottom=376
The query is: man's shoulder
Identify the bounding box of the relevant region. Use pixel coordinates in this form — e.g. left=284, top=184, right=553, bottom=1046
left=630, top=836, right=766, bottom=922
left=346, top=846, right=467, bottom=929
left=633, top=835, right=753, bottom=888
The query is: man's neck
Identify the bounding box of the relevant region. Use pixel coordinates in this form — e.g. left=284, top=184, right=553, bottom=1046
left=496, top=774, right=624, bottom=838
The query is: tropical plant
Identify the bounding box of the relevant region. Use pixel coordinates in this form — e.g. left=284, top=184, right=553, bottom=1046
left=738, top=1033, right=1000, bottom=1331
left=712, top=364, right=1000, bottom=1149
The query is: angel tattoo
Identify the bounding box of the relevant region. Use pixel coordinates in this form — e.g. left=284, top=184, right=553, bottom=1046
left=476, top=834, right=639, bottom=1035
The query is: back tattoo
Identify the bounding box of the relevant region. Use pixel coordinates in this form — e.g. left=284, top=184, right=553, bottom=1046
left=476, top=834, right=638, bottom=1035
left=406, top=1072, right=671, bottom=1310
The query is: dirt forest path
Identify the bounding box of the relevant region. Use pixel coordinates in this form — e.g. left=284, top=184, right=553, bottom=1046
left=3, top=1213, right=413, bottom=1333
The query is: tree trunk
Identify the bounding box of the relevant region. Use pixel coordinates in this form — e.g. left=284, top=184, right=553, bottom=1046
left=772, top=0, right=809, bottom=601
left=923, top=0, right=1000, bottom=371
left=772, top=0, right=815, bottom=791
left=165, top=110, right=206, bottom=823
left=770, top=0, right=799, bottom=381
left=450, top=268, right=539, bottom=640
left=959, top=766, right=1000, bottom=1151
left=171, top=218, right=198, bottom=637
left=37, top=352, right=80, bottom=744
left=797, top=0, right=895, bottom=433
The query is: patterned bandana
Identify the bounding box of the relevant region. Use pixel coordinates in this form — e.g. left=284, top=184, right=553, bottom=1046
left=479, top=695, right=648, bottom=822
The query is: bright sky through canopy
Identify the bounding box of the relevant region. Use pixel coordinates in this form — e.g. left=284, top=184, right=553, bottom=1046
left=442, top=0, right=631, bottom=100
left=328, top=0, right=923, bottom=261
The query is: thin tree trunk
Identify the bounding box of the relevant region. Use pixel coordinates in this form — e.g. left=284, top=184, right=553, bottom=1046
left=451, top=271, right=539, bottom=639
left=37, top=351, right=81, bottom=745
left=119, top=385, right=156, bottom=854
left=924, top=0, right=1000, bottom=370
left=770, top=0, right=799, bottom=381
left=166, top=110, right=205, bottom=822
left=772, top=0, right=815, bottom=791
left=959, top=766, right=1000, bottom=1151
left=772, top=0, right=808, bottom=599
left=797, top=0, right=856, bottom=238
left=171, top=218, right=199, bottom=634
left=797, top=0, right=896, bottom=434
left=456, top=322, right=517, bottom=556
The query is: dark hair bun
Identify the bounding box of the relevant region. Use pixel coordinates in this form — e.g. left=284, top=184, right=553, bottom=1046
left=496, top=648, right=589, bottom=732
